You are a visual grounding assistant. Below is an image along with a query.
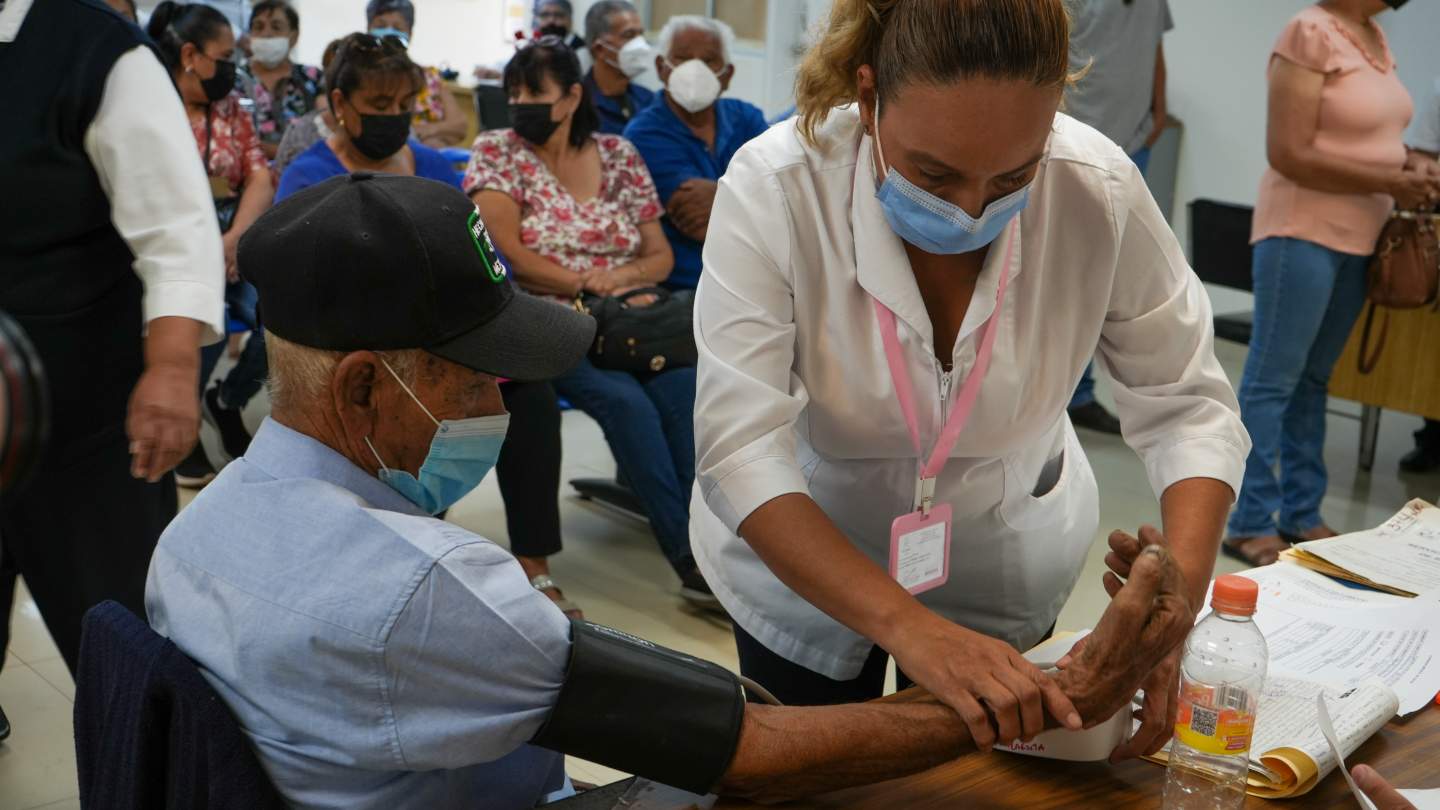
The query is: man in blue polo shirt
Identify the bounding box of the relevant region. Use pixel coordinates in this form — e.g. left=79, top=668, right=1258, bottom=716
left=624, top=16, right=767, bottom=289
left=581, top=0, right=653, bottom=135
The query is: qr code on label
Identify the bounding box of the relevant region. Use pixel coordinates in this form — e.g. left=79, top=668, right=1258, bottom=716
left=1189, top=705, right=1218, bottom=737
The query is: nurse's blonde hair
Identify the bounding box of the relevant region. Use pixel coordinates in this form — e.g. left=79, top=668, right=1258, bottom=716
left=794, top=0, right=1077, bottom=144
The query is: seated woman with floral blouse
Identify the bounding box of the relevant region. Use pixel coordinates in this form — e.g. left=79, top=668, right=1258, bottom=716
left=466, top=39, right=717, bottom=607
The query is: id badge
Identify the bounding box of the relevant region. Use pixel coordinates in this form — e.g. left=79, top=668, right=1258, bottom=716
left=888, top=503, right=952, bottom=595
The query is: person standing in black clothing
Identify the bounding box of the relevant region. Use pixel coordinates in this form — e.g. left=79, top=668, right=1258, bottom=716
left=0, top=0, right=225, bottom=738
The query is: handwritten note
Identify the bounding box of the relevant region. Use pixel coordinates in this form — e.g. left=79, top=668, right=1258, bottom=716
left=1298, top=500, right=1440, bottom=597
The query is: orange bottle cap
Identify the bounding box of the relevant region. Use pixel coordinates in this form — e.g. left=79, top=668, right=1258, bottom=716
left=1211, top=574, right=1259, bottom=616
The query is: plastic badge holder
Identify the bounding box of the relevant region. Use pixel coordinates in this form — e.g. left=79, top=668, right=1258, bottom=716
left=998, top=631, right=1136, bottom=762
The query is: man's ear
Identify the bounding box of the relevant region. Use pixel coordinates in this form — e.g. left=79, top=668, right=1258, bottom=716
left=331, top=351, right=382, bottom=451
left=718, top=64, right=733, bottom=93
left=655, top=54, right=670, bottom=84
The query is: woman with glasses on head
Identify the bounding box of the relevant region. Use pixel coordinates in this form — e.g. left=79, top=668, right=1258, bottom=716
left=276, top=32, right=456, bottom=197
left=365, top=0, right=468, bottom=149
left=464, top=39, right=716, bottom=609
left=149, top=1, right=275, bottom=487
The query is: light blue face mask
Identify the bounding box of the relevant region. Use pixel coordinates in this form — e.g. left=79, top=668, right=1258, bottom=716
left=364, top=359, right=509, bottom=515
left=368, top=27, right=410, bottom=48
left=872, top=96, right=1031, bottom=255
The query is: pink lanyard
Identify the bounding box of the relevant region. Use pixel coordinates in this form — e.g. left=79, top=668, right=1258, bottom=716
left=872, top=228, right=1016, bottom=514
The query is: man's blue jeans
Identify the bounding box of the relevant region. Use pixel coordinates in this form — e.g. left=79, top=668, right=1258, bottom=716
left=555, top=358, right=697, bottom=574
left=1069, top=145, right=1152, bottom=409
left=1227, top=237, right=1368, bottom=537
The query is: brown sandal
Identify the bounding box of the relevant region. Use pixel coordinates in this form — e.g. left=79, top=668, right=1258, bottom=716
left=1220, top=535, right=1290, bottom=567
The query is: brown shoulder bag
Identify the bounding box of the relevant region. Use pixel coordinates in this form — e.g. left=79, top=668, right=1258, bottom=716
left=1357, top=209, right=1440, bottom=374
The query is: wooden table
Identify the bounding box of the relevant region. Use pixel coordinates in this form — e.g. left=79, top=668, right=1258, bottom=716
left=712, top=704, right=1440, bottom=809
left=1328, top=305, right=1440, bottom=470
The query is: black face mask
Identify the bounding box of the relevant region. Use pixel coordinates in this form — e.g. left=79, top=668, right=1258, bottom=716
left=1385, top=0, right=1408, bottom=8
left=200, top=58, right=237, bottom=102
left=350, top=111, right=412, bottom=160
left=511, top=103, right=562, bottom=145
left=538, top=23, right=569, bottom=39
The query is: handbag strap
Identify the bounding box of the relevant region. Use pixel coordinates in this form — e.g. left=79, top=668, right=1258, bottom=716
left=1357, top=300, right=1390, bottom=375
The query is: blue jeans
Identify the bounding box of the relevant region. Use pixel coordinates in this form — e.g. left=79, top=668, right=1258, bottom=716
left=198, top=281, right=267, bottom=408
left=1069, top=146, right=1151, bottom=410
left=1227, top=237, right=1368, bottom=536
left=555, top=358, right=696, bottom=573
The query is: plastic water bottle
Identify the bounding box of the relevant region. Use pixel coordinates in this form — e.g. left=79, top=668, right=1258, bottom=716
left=1162, top=575, right=1268, bottom=810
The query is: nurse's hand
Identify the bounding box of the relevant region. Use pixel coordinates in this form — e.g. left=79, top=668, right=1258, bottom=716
left=888, top=615, right=1081, bottom=751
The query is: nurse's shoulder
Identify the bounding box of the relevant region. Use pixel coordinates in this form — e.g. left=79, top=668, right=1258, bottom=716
left=721, top=103, right=865, bottom=189
left=1041, top=111, right=1149, bottom=214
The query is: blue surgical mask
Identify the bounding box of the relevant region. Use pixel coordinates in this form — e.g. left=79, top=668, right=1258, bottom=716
left=368, top=27, right=410, bottom=48
left=872, top=96, right=1030, bottom=255
left=364, top=359, right=509, bottom=515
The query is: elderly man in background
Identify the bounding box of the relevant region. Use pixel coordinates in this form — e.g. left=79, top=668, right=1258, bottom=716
left=582, top=0, right=654, bottom=134
left=624, top=15, right=768, bottom=290
left=144, top=173, right=1201, bottom=809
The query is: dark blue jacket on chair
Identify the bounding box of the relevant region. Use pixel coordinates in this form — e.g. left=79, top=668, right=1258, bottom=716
left=73, top=600, right=286, bottom=810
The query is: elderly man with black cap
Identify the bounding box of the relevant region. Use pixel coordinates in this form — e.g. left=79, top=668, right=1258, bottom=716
left=144, top=174, right=1201, bottom=809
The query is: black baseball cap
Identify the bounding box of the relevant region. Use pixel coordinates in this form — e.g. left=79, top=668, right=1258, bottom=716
left=238, top=173, right=594, bottom=381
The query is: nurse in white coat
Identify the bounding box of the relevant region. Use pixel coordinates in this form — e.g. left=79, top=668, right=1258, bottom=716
left=691, top=0, right=1251, bottom=760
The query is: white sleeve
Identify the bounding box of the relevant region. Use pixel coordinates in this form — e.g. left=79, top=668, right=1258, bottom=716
left=1097, top=157, right=1251, bottom=500
left=84, top=46, right=225, bottom=345
left=693, top=146, right=812, bottom=534
left=1410, top=77, right=1440, bottom=154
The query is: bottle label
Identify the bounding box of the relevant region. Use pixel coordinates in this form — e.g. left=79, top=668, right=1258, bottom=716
left=1174, top=683, right=1256, bottom=755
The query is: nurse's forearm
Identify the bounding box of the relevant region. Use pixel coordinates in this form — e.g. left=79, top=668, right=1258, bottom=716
left=1159, top=477, right=1234, bottom=612
left=737, top=493, right=926, bottom=650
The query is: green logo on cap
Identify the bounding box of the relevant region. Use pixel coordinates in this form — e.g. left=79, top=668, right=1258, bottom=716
left=467, top=208, right=507, bottom=283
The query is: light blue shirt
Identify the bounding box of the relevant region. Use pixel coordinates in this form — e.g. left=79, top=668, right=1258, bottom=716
left=146, top=418, right=575, bottom=809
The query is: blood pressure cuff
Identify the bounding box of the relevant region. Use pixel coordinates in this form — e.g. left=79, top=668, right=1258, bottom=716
left=529, top=620, right=745, bottom=795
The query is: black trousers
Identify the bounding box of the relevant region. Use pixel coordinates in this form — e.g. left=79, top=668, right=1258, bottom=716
left=734, top=623, right=913, bottom=706
left=495, top=380, right=564, bottom=559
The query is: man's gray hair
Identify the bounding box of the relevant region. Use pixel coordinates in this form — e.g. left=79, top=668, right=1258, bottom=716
left=584, top=0, right=638, bottom=46
left=264, top=331, right=422, bottom=412
left=657, top=15, right=733, bottom=66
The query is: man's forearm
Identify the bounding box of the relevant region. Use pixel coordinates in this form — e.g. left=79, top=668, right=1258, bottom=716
left=718, top=697, right=972, bottom=803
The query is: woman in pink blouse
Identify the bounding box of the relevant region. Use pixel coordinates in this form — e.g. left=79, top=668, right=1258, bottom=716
left=1225, top=0, right=1440, bottom=566
left=466, top=41, right=718, bottom=607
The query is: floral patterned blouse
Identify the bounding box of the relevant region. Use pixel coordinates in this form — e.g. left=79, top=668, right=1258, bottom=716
left=463, top=130, right=663, bottom=299
left=189, top=92, right=268, bottom=197
left=237, top=62, right=323, bottom=146
left=413, top=65, right=448, bottom=124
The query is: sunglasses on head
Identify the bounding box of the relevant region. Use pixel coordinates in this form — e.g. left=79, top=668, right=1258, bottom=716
left=352, top=32, right=408, bottom=53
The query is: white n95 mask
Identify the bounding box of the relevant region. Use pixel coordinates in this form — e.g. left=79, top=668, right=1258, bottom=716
left=250, top=37, right=292, bottom=68
left=665, top=59, right=723, bottom=113
left=616, top=36, right=653, bottom=78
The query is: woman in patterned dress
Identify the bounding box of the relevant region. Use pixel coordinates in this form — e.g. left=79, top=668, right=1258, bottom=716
left=466, top=40, right=717, bottom=607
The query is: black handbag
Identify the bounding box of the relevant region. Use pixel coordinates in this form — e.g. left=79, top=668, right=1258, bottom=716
left=575, top=287, right=697, bottom=374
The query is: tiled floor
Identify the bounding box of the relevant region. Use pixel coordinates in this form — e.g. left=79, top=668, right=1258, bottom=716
left=2, top=338, right=1436, bottom=809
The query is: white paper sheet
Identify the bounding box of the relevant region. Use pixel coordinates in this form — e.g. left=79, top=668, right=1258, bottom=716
left=1239, top=563, right=1413, bottom=610
left=1251, top=600, right=1440, bottom=716
left=1253, top=679, right=1396, bottom=782
left=1299, top=500, right=1440, bottom=597
left=1398, top=789, right=1440, bottom=809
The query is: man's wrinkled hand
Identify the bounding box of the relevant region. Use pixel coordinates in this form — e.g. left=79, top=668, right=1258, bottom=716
left=126, top=362, right=200, bottom=482
left=1055, top=544, right=1192, bottom=727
